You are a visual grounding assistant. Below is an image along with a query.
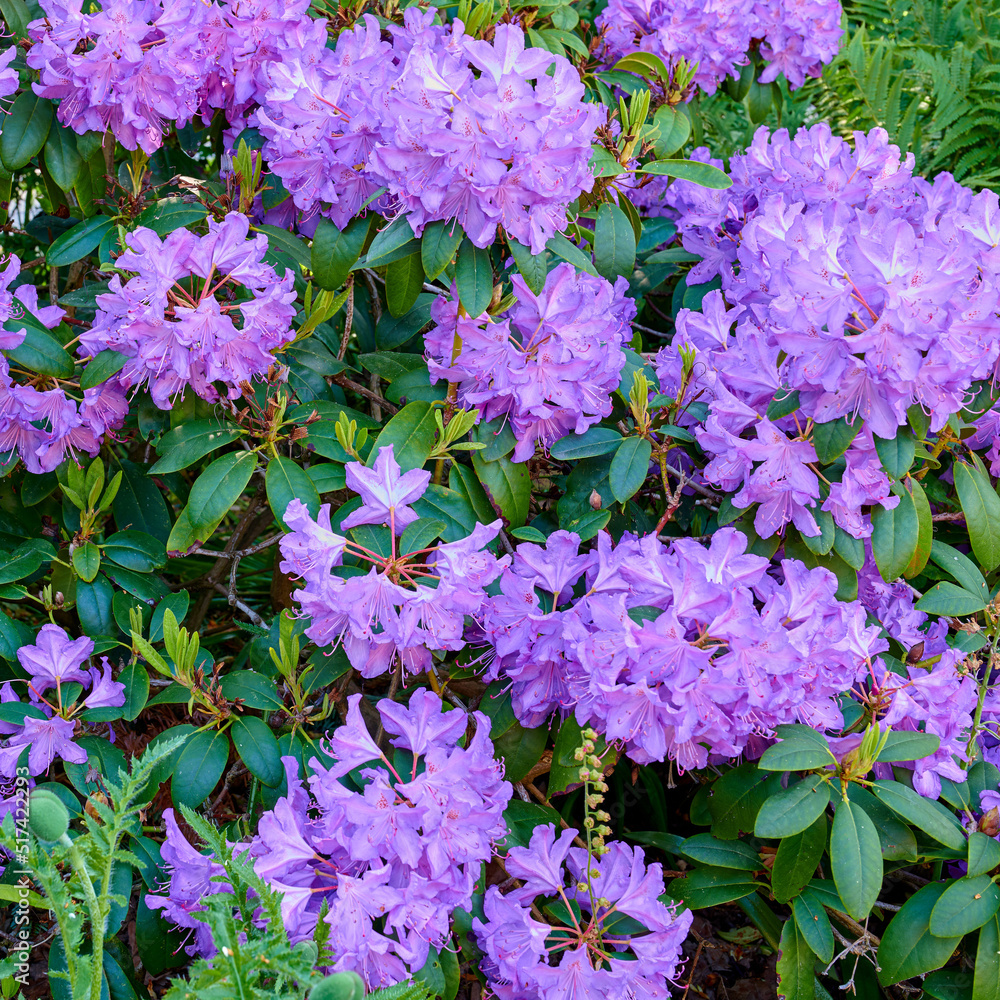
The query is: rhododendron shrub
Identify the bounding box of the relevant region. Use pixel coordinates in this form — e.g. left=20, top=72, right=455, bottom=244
left=9, top=0, right=1000, bottom=997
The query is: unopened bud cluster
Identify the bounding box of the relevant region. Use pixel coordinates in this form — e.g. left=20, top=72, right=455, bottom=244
left=576, top=728, right=612, bottom=857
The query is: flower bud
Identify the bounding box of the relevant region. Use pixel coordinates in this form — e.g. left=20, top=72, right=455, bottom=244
left=28, top=789, right=70, bottom=844
left=310, top=972, right=365, bottom=1000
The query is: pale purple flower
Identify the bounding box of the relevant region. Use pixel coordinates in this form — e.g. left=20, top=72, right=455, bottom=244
left=0, top=715, right=87, bottom=776
left=18, top=624, right=93, bottom=696
left=341, top=446, right=431, bottom=535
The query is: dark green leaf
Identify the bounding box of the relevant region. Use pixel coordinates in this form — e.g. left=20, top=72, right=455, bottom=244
left=916, top=581, right=990, bottom=616
left=929, top=540, right=990, bottom=598
left=771, top=814, right=828, bottom=904
left=875, top=730, right=940, bottom=763
left=954, top=461, right=1000, bottom=572
left=134, top=199, right=208, bottom=236
left=360, top=216, right=419, bottom=269
left=969, top=831, right=1000, bottom=879
left=755, top=776, right=831, bottom=839
left=493, top=722, right=548, bottom=784
left=455, top=240, right=494, bottom=317
left=421, top=219, right=464, bottom=281
left=5, top=316, right=76, bottom=377
left=637, top=158, right=731, bottom=188
left=46, top=214, right=115, bottom=266
left=680, top=834, right=761, bottom=871
left=812, top=418, right=860, bottom=465
left=171, top=730, right=230, bottom=808
left=550, top=426, right=623, bottom=460
left=266, top=454, right=321, bottom=528
left=371, top=400, right=437, bottom=472
left=870, top=484, right=919, bottom=582
left=609, top=436, right=652, bottom=503
left=166, top=452, right=257, bottom=554
left=218, top=671, right=284, bottom=711
left=385, top=252, right=425, bottom=317
left=708, top=762, right=779, bottom=839
left=903, top=476, right=932, bottom=578
left=652, top=105, right=691, bottom=157
left=792, top=889, right=834, bottom=964
left=670, top=867, right=757, bottom=908
left=254, top=223, right=310, bottom=273
left=874, top=429, right=916, bottom=479
left=830, top=798, right=883, bottom=920
left=44, top=127, right=82, bottom=191
left=150, top=419, right=244, bottom=474
left=120, top=662, right=149, bottom=722
left=0, top=91, right=53, bottom=171
left=80, top=349, right=129, bottom=390
left=103, top=530, right=166, bottom=572
left=545, top=232, right=599, bottom=276
left=929, top=875, right=1000, bottom=938
left=508, top=239, right=549, bottom=295
left=975, top=915, right=1000, bottom=1000
left=311, top=216, right=369, bottom=290
left=113, top=459, right=172, bottom=543
left=594, top=202, right=636, bottom=281
left=776, top=916, right=817, bottom=1000
left=472, top=452, right=530, bottom=528
left=878, top=883, right=962, bottom=986
left=871, top=780, right=965, bottom=849
left=72, top=541, right=101, bottom=582
left=231, top=716, right=283, bottom=788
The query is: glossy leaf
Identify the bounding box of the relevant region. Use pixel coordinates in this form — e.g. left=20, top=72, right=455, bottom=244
left=609, top=436, right=652, bottom=503
left=421, top=219, right=464, bottom=281
left=830, top=797, right=883, bottom=921
left=231, top=716, right=283, bottom=788
left=311, top=216, right=369, bottom=290
left=46, top=214, right=116, bottom=266
left=472, top=452, right=530, bottom=528
left=755, top=776, right=831, bottom=839
left=455, top=240, right=494, bottom=317
left=954, top=461, right=1000, bottom=572
left=171, top=729, right=230, bottom=808
left=878, top=883, right=962, bottom=986
left=930, top=875, right=1000, bottom=937
left=594, top=202, right=636, bottom=281
left=266, top=454, right=321, bottom=528
left=0, top=91, right=54, bottom=170
left=150, top=420, right=244, bottom=474
left=870, top=483, right=919, bottom=582
left=636, top=158, right=731, bottom=188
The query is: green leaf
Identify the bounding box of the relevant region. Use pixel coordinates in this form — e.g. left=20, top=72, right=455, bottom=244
left=969, top=831, right=1000, bottom=879
left=492, top=722, right=548, bottom=784
left=166, top=452, right=257, bottom=554
left=0, top=538, right=51, bottom=585
left=954, top=461, right=1000, bottom=572
left=120, top=662, right=149, bottom=722
left=870, top=483, right=919, bottom=582
left=472, top=452, right=530, bottom=528
left=231, top=716, right=283, bottom=788
left=385, top=252, right=425, bottom=318
left=400, top=517, right=446, bottom=556
left=135, top=198, right=208, bottom=236
left=878, top=883, right=962, bottom=986
left=371, top=400, right=437, bottom=472
left=771, top=814, right=828, bottom=904
left=548, top=715, right=616, bottom=794
left=871, top=780, right=966, bottom=850
left=708, top=762, right=779, bottom=840
left=254, top=223, right=310, bottom=273
left=46, top=214, right=116, bottom=266
left=903, top=475, right=932, bottom=578
left=759, top=729, right=836, bottom=771
left=792, top=887, right=835, bottom=964
left=80, top=349, right=129, bottom=390
left=550, top=426, right=623, bottom=460
left=311, top=216, right=369, bottom=290
left=928, top=540, right=990, bottom=599
left=874, top=429, right=916, bottom=479
left=5, top=314, right=75, bottom=377
left=508, top=240, right=549, bottom=294
left=455, top=239, right=494, bottom=317
left=72, top=540, right=101, bottom=583
left=44, top=127, right=82, bottom=191
left=800, top=508, right=835, bottom=556
left=974, top=915, right=1000, bottom=1000
left=266, top=454, right=321, bottom=528
left=113, top=459, right=172, bottom=543
left=613, top=51, right=670, bottom=80
left=755, top=776, right=831, bottom=839
left=103, top=530, right=166, bottom=572
left=875, top=730, right=941, bottom=763
left=361, top=216, right=419, bottom=269
left=0, top=91, right=54, bottom=170
left=171, top=729, right=230, bottom=808
left=670, top=867, right=758, bottom=908
left=929, top=875, right=1000, bottom=938
left=652, top=105, right=691, bottom=157
left=593, top=202, right=636, bottom=281
left=637, top=158, right=732, bottom=188
left=680, top=834, right=761, bottom=871
left=609, top=436, right=652, bottom=503
left=830, top=798, right=883, bottom=921
left=150, top=419, right=244, bottom=474
left=421, top=219, right=464, bottom=281
left=812, top=418, right=860, bottom=465
left=218, top=671, right=285, bottom=711
left=545, top=232, right=599, bottom=276
left=776, top=916, right=817, bottom=1000
left=745, top=80, right=774, bottom=123
left=916, top=581, right=990, bottom=616
left=0, top=0, right=30, bottom=39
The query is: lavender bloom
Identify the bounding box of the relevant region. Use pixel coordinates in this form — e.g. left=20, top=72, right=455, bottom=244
left=596, top=0, right=843, bottom=97
left=279, top=456, right=509, bottom=676
left=0, top=46, right=16, bottom=100
left=0, top=716, right=87, bottom=776
left=17, top=624, right=93, bottom=696
left=255, top=9, right=599, bottom=251
left=474, top=824, right=692, bottom=1000
left=425, top=264, right=636, bottom=463
left=480, top=527, right=888, bottom=770
left=82, top=214, right=296, bottom=409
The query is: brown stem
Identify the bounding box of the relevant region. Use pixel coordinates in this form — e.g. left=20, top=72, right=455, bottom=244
left=337, top=276, right=355, bottom=361
left=332, top=373, right=399, bottom=415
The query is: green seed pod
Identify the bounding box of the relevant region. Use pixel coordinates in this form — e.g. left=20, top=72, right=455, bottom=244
left=28, top=789, right=70, bottom=843
left=309, top=971, right=365, bottom=1000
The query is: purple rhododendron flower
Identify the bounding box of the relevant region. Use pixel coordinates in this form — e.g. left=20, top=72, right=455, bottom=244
left=18, top=623, right=94, bottom=695
left=82, top=213, right=296, bottom=409
left=474, top=823, right=692, bottom=999
left=279, top=454, right=509, bottom=676
left=0, top=46, right=17, bottom=100
left=425, top=263, right=636, bottom=462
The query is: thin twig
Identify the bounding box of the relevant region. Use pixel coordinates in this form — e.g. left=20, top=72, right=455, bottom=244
left=213, top=583, right=265, bottom=628
left=332, top=373, right=399, bottom=415
left=337, top=276, right=355, bottom=361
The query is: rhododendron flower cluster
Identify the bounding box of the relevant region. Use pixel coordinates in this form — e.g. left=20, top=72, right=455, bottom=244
left=479, top=527, right=888, bottom=770
left=280, top=445, right=509, bottom=676
left=153, top=690, right=511, bottom=988
left=425, top=264, right=636, bottom=462
left=82, top=213, right=296, bottom=408
left=255, top=9, right=600, bottom=251
left=0, top=256, right=126, bottom=472
left=26, top=0, right=316, bottom=152
left=474, top=823, right=692, bottom=1000
left=597, top=0, right=843, bottom=95
left=0, top=625, right=124, bottom=776
left=655, top=124, right=1000, bottom=537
